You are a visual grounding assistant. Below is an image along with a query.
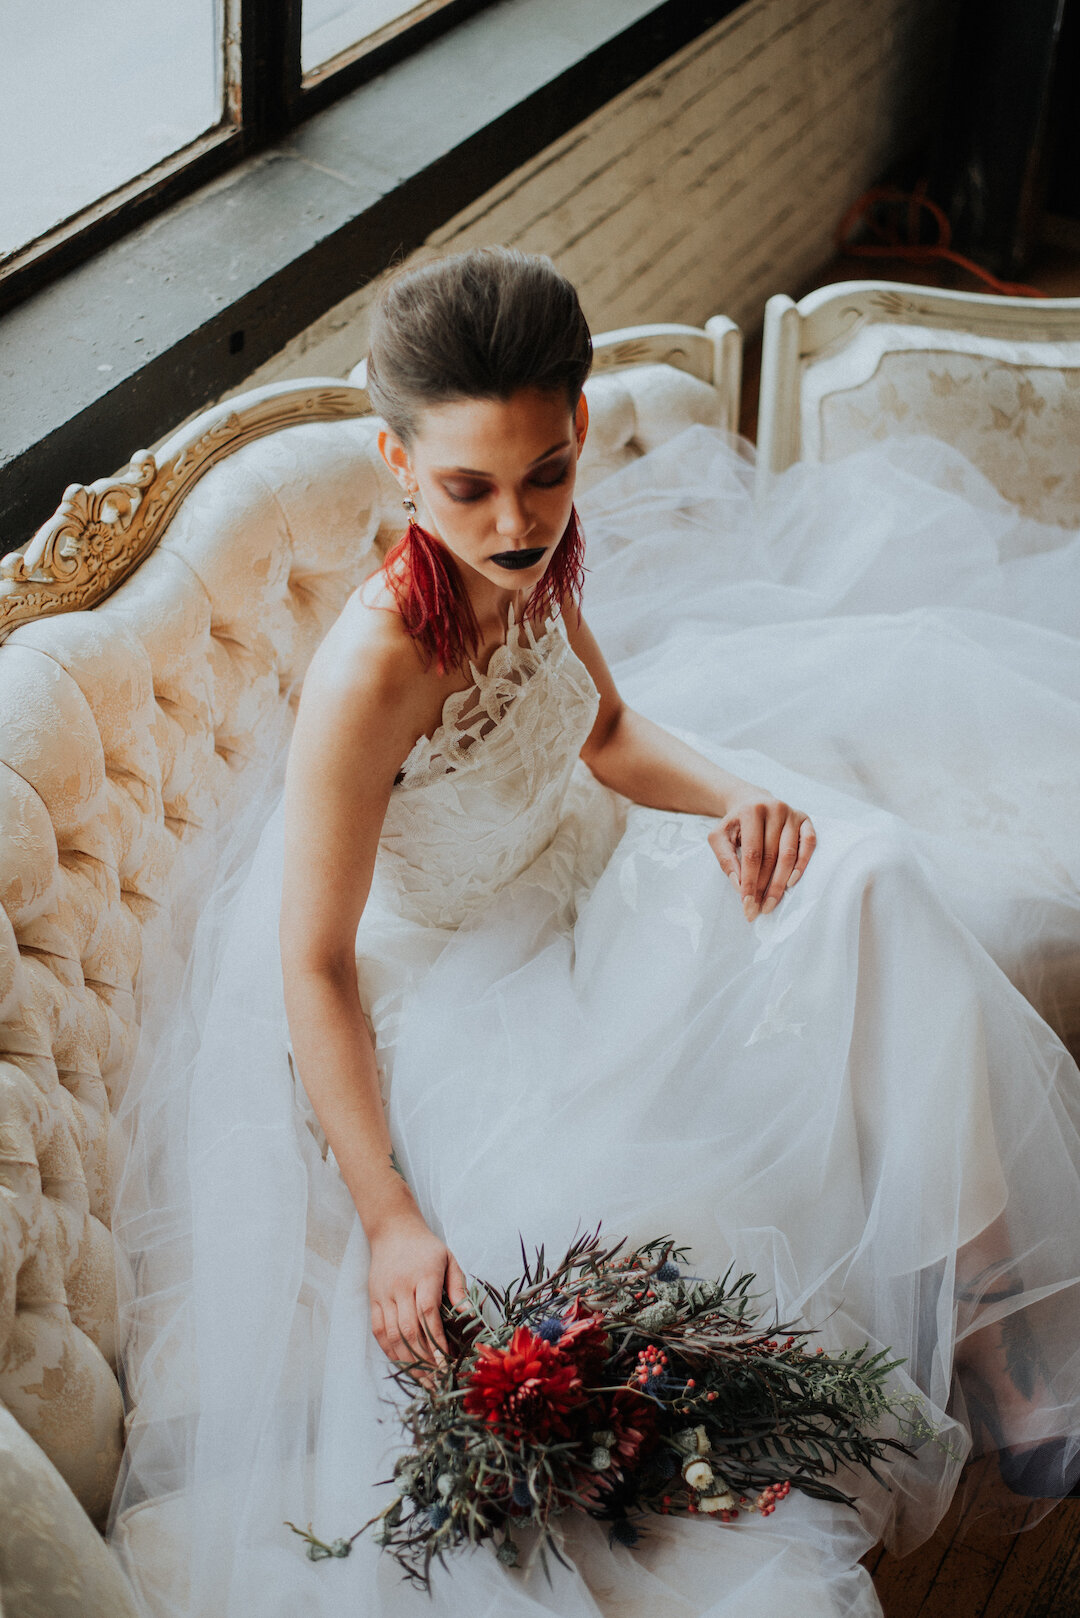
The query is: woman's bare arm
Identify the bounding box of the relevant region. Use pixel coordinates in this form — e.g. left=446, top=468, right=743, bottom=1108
left=561, top=606, right=816, bottom=918
left=278, top=598, right=468, bottom=1373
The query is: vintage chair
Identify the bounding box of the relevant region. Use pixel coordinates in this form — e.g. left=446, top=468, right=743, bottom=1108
left=755, top=280, right=1080, bottom=525
left=0, top=318, right=741, bottom=1614
left=752, top=279, right=1080, bottom=1061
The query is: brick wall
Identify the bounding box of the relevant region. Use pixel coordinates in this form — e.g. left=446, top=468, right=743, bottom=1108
left=231, top=0, right=959, bottom=392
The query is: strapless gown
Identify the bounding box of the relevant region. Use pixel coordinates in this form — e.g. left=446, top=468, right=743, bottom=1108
left=108, top=427, right=1080, bottom=1618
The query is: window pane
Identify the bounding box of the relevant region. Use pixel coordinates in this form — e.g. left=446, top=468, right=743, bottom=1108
left=302, top=0, right=436, bottom=75
left=1, top=0, right=223, bottom=260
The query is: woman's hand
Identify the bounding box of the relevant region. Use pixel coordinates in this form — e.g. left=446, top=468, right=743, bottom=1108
left=707, top=794, right=816, bottom=921
left=368, top=1212, right=471, bottom=1390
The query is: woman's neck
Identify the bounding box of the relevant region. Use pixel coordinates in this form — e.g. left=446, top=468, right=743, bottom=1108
left=459, top=567, right=533, bottom=642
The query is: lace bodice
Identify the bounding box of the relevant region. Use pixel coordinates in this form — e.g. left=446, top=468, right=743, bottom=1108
left=367, top=604, right=601, bottom=930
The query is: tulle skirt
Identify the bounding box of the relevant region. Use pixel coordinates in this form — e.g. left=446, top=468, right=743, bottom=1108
left=108, top=429, right=1080, bottom=1618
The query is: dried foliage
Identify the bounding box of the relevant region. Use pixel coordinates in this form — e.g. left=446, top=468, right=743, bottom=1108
left=287, top=1223, right=921, bottom=1590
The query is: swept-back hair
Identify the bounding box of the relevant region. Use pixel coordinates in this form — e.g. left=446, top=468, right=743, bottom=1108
left=366, top=245, right=593, bottom=447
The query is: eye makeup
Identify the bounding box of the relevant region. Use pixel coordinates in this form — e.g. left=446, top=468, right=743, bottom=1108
left=440, top=455, right=572, bottom=504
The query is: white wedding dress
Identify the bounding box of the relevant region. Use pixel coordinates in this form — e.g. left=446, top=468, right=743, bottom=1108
left=108, top=427, right=1080, bottom=1618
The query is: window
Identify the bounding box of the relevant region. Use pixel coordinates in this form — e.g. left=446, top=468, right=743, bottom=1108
left=2, top=0, right=727, bottom=558
left=302, top=0, right=460, bottom=78
left=0, top=0, right=493, bottom=312
left=1, top=0, right=223, bottom=263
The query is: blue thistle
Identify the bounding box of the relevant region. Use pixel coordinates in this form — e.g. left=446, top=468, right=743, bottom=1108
left=511, top=1478, right=532, bottom=1509
left=656, top=1260, right=680, bottom=1282
left=536, top=1316, right=565, bottom=1343
left=426, top=1503, right=450, bottom=1530
left=646, top=1448, right=679, bottom=1480
left=609, top=1517, right=640, bottom=1547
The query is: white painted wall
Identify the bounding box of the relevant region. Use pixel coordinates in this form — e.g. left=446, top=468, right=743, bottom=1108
left=225, top=0, right=960, bottom=394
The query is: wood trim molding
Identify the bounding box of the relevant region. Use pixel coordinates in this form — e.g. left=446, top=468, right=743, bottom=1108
left=0, top=380, right=369, bottom=641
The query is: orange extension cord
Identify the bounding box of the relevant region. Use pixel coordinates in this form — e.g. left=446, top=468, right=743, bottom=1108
left=835, top=179, right=1047, bottom=299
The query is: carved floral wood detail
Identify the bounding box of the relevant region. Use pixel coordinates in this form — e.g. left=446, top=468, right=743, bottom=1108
left=0, top=383, right=369, bottom=642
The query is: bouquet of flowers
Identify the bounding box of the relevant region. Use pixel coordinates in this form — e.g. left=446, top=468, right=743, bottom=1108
left=287, top=1224, right=919, bottom=1589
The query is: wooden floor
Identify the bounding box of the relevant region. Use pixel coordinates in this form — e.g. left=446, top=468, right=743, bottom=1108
left=736, top=227, right=1080, bottom=1618
left=864, top=1459, right=1080, bottom=1618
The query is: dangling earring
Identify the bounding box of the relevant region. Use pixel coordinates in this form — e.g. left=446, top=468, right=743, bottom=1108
left=382, top=499, right=482, bottom=676
left=522, top=503, right=588, bottom=625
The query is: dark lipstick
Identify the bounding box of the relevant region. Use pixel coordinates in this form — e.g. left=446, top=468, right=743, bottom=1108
left=489, top=547, right=546, bottom=571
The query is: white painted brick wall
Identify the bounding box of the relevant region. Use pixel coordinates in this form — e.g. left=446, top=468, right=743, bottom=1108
left=229, top=0, right=960, bottom=393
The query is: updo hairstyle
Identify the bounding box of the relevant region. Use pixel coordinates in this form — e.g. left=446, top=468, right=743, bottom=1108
left=365, top=245, right=593, bottom=446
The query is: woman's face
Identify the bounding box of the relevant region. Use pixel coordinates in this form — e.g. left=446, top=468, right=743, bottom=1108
left=379, top=385, right=588, bottom=603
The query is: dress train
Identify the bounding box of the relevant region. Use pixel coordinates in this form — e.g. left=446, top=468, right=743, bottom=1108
left=107, top=428, right=1080, bottom=1618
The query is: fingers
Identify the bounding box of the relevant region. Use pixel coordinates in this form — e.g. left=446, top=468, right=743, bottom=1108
left=707, top=825, right=741, bottom=895
left=789, top=817, right=817, bottom=887
left=393, top=1296, right=438, bottom=1389
left=753, top=801, right=787, bottom=911
left=760, top=815, right=803, bottom=914
left=371, top=1249, right=475, bottom=1388
left=737, top=806, right=764, bottom=919
left=415, top=1276, right=449, bottom=1363
left=370, top=1290, right=434, bottom=1388
left=712, top=805, right=818, bottom=920
left=446, top=1252, right=471, bottom=1312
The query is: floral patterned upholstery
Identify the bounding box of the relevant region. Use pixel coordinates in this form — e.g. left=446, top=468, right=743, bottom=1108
left=0, top=355, right=729, bottom=1610
left=806, top=323, right=1080, bottom=526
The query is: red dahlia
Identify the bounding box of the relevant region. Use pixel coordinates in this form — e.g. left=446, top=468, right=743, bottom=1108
left=464, top=1326, right=588, bottom=1442
left=572, top=1390, right=661, bottom=1505
left=556, top=1297, right=612, bottom=1375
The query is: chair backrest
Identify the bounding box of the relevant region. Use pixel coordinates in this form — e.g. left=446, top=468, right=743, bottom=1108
left=0, top=316, right=742, bottom=1560
left=755, top=280, right=1080, bottom=524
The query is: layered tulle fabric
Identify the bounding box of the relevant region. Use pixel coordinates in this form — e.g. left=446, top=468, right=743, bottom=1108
left=108, top=429, right=1080, bottom=1618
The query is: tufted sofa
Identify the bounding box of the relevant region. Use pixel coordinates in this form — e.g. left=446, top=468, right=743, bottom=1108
left=0, top=320, right=740, bottom=1614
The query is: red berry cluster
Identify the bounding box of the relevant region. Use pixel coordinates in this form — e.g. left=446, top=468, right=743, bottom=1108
left=633, top=1345, right=667, bottom=1386
left=754, top=1481, right=791, bottom=1515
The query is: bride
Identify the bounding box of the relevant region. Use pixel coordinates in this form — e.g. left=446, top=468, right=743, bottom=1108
left=110, top=247, right=1080, bottom=1618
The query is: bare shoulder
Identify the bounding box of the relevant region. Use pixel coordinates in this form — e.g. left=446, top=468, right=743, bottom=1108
left=290, top=574, right=428, bottom=785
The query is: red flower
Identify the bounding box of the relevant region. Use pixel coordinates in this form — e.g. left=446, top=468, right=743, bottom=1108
left=556, top=1298, right=611, bottom=1376
left=572, top=1389, right=661, bottom=1505
left=464, top=1327, right=588, bottom=1442
left=608, top=1388, right=660, bottom=1472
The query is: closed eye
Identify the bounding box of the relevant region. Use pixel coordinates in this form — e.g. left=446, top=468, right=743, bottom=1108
left=441, top=458, right=572, bottom=503
left=442, top=483, right=488, bottom=503
left=530, top=464, right=570, bottom=488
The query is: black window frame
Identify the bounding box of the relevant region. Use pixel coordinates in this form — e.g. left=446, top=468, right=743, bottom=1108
left=0, top=0, right=498, bottom=318
left=1, top=0, right=737, bottom=555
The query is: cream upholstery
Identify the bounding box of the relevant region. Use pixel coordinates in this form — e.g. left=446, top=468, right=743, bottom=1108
left=756, top=280, right=1080, bottom=525
left=0, top=322, right=741, bottom=1605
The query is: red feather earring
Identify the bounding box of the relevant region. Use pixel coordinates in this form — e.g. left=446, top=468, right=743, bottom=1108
left=521, top=503, right=586, bottom=630
left=382, top=493, right=587, bottom=676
